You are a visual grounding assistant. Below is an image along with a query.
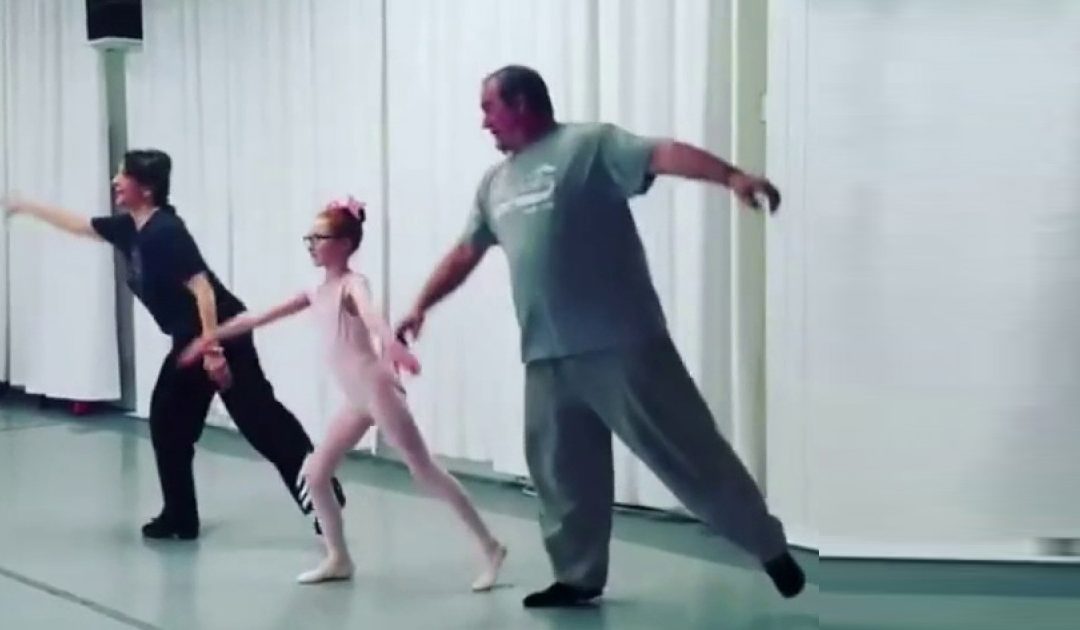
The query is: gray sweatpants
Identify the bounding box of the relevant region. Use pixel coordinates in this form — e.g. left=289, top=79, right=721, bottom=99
left=524, top=335, right=788, bottom=590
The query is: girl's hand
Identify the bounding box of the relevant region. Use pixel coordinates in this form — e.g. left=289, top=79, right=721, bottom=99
left=387, top=340, right=421, bottom=375
left=178, top=336, right=216, bottom=367
left=202, top=346, right=233, bottom=390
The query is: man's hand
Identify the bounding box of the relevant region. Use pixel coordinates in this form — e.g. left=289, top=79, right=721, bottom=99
left=202, top=346, right=233, bottom=390
left=394, top=307, right=427, bottom=344
left=730, top=172, right=781, bottom=214
left=649, top=140, right=782, bottom=213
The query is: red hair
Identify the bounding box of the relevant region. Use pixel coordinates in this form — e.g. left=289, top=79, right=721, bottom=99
left=319, top=197, right=366, bottom=253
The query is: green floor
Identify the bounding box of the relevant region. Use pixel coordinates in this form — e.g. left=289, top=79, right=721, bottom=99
left=0, top=403, right=1075, bottom=629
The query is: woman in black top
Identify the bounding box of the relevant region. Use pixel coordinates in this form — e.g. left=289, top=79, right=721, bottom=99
left=3, top=149, right=343, bottom=539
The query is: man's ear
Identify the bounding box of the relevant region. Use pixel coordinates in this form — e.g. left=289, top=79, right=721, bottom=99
left=512, top=94, right=529, bottom=116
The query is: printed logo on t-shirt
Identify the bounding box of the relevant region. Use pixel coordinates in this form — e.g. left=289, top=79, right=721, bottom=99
left=491, top=164, right=557, bottom=221
left=127, top=246, right=145, bottom=298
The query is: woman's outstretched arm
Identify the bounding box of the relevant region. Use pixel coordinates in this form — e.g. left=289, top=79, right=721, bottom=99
left=2, top=197, right=102, bottom=240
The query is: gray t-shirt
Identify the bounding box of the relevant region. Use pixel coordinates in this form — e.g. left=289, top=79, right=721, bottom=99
left=462, top=122, right=668, bottom=362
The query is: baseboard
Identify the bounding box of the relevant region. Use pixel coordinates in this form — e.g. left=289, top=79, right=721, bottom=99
left=809, top=537, right=1080, bottom=564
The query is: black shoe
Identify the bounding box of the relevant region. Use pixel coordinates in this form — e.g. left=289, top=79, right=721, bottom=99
left=141, top=515, right=199, bottom=541
left=522, top=583, right=602, bottom=608
left=764, top=552, right=806, bottom=598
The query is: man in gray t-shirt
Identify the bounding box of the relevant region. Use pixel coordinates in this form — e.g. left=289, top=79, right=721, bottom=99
left=461, top=119, right=668, bottom=363
left=396, top=65, right=804, bottom=608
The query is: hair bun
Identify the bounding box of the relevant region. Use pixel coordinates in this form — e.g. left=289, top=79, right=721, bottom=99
left=327, top=195, right=366, bottom=223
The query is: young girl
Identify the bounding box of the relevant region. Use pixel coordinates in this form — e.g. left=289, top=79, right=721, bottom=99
left=180, top=196, right=507, bottom=590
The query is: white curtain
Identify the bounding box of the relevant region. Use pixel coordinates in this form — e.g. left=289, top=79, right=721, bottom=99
left=0, top=0, right=9, bottom=382
left=386, top=0, right=740, bottom=509
left=384, top=0, right=595, bottom=491
left=766, top=0, right=1080, bottom=557
left=0, top=0, right=120, bottom=401
left=125, top=0, right=384, bottom=447
left=124, top=0, right=750, bottom=511
left=595, top=0, right=732, bottom=509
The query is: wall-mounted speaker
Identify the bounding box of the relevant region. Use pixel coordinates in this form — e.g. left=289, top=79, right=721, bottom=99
left=86, top=0, right=142, bottom=49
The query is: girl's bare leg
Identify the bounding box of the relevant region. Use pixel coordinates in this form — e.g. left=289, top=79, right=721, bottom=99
left=372, top=380, right=507, bottom=591
left=296, top=407, right=374, bottom=584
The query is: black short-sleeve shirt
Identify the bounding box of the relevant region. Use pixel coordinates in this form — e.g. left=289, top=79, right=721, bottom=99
left=92, top=210, right=245, bottom=342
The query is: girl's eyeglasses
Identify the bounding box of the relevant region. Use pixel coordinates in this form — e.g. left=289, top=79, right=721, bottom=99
left=303, top=233, right=338, bottom=246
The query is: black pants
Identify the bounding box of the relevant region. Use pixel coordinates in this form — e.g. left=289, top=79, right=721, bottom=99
left=149, top=333, right=328, bottom=526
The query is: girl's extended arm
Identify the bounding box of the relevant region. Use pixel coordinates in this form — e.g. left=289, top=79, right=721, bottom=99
left=178, top=292, right=310, bottom=365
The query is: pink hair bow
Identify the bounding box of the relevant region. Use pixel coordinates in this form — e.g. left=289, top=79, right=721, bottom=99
left=327, top=195, right=365, bottom=220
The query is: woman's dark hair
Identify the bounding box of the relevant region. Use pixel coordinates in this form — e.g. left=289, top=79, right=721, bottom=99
left=486, top=65, right=555, bottom=120
left=320, top=203, right=366, bottom=254
left=123, top=149, right=173, bottom=211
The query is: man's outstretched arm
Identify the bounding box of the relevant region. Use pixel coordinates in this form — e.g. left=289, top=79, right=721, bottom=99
left=649, top=141, right=781, bottom=212
left=394, top=241, right=488, bottom=342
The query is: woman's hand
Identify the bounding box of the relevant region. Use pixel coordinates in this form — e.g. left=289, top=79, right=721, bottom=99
left=201, top=345, right=233, bottom=390
left=0, top=195, right=98, bottom=238
left=1, top=195, right=34, bottom=218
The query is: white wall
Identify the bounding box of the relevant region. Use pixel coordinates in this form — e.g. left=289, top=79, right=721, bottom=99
left=766, top=0, right=1080, bottom=559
